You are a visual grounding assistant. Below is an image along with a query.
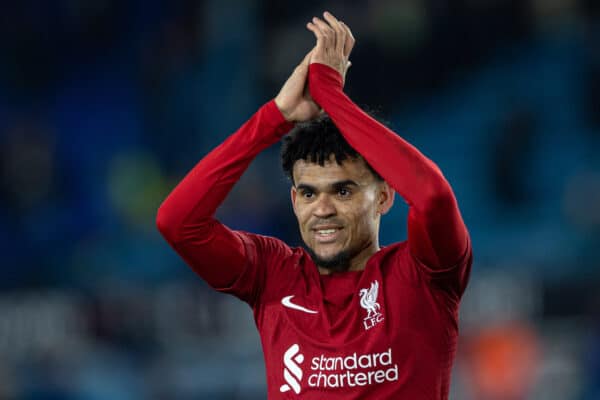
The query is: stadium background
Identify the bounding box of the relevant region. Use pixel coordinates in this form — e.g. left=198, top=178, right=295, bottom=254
left=1, top=0, right=599, bottom=398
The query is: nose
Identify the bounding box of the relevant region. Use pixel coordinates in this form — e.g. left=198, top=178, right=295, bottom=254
left=313, top=194, right=336, bottom=218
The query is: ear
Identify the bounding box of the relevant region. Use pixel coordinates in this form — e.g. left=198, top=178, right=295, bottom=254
left=377, top=182, right=395, bottom=215
left=290, top=186, right=299, bottom=216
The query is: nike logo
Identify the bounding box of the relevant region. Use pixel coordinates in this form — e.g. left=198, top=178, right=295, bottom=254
left=281, top=295, right=318, bottom=314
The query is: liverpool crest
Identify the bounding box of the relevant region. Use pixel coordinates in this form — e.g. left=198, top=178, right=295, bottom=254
left=359, top=280, right=384, bottom=330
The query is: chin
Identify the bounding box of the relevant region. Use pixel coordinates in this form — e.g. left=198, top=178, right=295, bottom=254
left=314, top=246, right=342, bottom=261
left=305, top=246, right=352, bottom=273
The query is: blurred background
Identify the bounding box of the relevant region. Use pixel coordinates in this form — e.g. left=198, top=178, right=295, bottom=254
left=0, top=0, right=599, bottom=398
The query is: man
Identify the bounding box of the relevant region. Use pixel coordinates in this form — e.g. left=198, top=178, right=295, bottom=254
left=157, top=11, right=472, bottom=399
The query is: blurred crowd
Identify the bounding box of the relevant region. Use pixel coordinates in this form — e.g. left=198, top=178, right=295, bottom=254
left=1, top=0, right=599, bottom=398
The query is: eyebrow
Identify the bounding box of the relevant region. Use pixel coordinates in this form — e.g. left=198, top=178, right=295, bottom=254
left=296, top=180, right=359, bottom=192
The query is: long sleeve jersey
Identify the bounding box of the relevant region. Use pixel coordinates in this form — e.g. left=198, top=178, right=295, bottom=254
left=157, top=63, right=472, bottom=399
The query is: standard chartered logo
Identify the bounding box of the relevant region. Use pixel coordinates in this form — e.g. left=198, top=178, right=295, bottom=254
left=280, top=345, right=398, bottom=394
left=280, top=344, right=304, bottom=394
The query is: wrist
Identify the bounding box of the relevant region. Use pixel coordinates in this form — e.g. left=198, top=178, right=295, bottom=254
left=309, top=63, right=344, bottom=88
left=308, top=64, right=344, bottom=107
left=271, top=98, right=296, bottom=128
left=274, top=96, right=293, bottom=122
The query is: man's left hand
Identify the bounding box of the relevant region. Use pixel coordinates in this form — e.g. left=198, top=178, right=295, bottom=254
left=306, top=11, right=355, bottom=84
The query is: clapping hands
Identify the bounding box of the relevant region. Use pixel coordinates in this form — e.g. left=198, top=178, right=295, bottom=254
left=274, top=11, right=355, bottom=123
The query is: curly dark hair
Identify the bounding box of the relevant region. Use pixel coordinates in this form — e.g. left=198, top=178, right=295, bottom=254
left=280, top=114, right=383, bottom=185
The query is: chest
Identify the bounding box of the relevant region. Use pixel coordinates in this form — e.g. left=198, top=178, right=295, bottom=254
left=255, top=266, right=454, bottom=397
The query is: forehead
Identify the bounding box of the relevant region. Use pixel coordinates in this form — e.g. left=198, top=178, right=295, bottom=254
left=292, top=155, right=375, bottom=186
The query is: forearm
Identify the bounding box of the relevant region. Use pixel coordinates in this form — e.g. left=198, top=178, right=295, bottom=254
left=156, top=100, right=292, bottom=241
left=308, top=63, right=468, bottom=267
left=156, top=101, right=293, bottom=287
left=308, top=64, right=449, bottom=209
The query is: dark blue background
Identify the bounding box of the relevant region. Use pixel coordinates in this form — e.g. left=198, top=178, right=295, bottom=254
left=0, top=0, right=598, bottom=398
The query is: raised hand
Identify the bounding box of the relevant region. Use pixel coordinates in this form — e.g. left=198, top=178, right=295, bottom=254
left=275, top=50, right=321, bottom=122
left=306, top=11, right=355, bottom=84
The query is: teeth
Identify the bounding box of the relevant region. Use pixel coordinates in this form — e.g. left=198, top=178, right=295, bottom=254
left=317, top=229, right=336, bottom=234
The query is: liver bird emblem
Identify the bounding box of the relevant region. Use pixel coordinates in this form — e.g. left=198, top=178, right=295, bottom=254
left=359, top=281, right=381, bottom=319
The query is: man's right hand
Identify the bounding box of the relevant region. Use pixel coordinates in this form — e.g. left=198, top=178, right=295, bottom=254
left=275, top=50, right=321, bottom=123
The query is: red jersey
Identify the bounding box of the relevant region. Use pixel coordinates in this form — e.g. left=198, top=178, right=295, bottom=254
left=157, top=63, right=472, bottom=399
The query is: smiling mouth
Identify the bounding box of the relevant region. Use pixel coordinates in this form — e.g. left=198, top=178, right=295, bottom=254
left=313, top=228, right=342, bottom=243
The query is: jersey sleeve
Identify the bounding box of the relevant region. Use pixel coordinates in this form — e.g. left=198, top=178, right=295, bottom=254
left=156, top=101, right=294, bottom=305
left=408, top=236, right=473, bottom=300
left=215, top=231, right=294, bottom=305
left=308, top=63, right=471, bottom=291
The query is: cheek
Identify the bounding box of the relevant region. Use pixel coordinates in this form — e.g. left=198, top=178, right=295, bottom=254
left=295, top=207, right=310, bottom=228
left=348, top=202, right=378, bottom=234
left=363, top=191, right=380, bottom=218
left=346, top=207, right=369, bottom=231
left=364, top=188, right=377, bottom=203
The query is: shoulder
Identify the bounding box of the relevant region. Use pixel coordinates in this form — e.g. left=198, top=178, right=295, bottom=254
left=374, top=240, right=432, bottom=286
left=371, top=240, right=411, bottom=272
left=379, top=238, right=473, bottom=301
left=234, top=231, right=294, bottom=260
left=219, top=231, right=310, bottom=306
left=235, top=231, right=311, bottom=274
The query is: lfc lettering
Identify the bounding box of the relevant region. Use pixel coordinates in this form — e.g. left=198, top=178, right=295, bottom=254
left=363, top=313, right=384, bottom=330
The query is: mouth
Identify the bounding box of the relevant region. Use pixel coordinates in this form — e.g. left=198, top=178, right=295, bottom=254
left=312, top=227, right=343, bottom=244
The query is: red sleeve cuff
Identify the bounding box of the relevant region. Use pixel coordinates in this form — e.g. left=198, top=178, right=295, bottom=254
left=263, top=99, right=295, bottom=135
left=309, top=63, right=344, bottom=91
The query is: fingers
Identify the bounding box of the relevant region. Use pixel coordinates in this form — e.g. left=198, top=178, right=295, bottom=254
left=340, top=21, right=355, bottom=58
left=323, top=11, right=346, bottom=55
left=312, top=16, right=334, bottom=52
left=306, top=11, right=353, bottom=78
left=306, top=21, right=326, bottom=56
left=307, top=12, right=353, bottom=58
left=308, top=13, right=343, bottom=55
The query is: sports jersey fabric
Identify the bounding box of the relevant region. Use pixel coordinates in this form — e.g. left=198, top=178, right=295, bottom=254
left=157, top=62, right=472, bottom=399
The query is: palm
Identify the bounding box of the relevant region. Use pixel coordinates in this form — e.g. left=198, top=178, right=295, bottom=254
left=276, top=48, right=331, bottom=122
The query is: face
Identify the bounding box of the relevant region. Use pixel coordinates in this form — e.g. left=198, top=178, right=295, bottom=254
left=291, top=155, right=393, bottom=272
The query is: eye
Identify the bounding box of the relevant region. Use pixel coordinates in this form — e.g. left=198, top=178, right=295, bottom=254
left=338, top=187, right=351, bottom=197
left=301, top=190, right=314, bottom=199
